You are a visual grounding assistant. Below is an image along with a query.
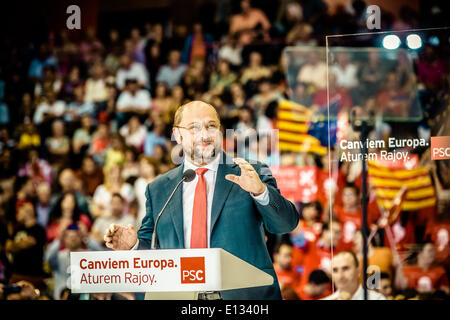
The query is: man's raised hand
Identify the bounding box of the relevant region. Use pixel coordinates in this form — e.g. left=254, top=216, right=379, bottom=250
left=225, top=158, right=267, bottom=196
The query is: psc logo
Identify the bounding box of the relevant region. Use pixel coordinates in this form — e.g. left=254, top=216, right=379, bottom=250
left=180, top=257, right=205, bottom=284
left=431, top=136, right=450, bottom=160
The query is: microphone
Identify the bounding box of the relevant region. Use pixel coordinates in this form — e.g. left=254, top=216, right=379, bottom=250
left=182, top=169, right=196, bottom=182
left=150, top=169, right=196, bottom=249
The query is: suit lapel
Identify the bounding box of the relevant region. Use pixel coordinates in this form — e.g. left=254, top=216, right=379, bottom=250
left=164, top=164, right=185, bottom=248
left=211, top=152, right=238, bottom=233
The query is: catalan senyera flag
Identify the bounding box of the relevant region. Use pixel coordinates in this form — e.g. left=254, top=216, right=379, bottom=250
left=275, top=100, right=327, bottom=155
left=368, top=158, right=436, bottom=211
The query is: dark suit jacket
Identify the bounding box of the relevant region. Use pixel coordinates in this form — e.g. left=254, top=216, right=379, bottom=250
left=137, top=152, right=299, bottom=299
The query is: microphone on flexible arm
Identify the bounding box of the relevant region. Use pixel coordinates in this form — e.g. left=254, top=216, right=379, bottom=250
left=150, top=169, right=196, bottom=250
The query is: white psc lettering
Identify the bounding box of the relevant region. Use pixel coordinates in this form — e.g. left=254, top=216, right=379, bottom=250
left=182, top=270, right=204, bottom=281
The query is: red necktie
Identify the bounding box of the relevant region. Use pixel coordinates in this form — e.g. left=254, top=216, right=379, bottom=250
left=191, top=168, right=208, bottom=248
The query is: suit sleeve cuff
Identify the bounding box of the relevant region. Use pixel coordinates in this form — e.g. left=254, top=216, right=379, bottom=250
left=251, top=185, right=270, bottom=206
left=131, top=239, right=139, bottom=250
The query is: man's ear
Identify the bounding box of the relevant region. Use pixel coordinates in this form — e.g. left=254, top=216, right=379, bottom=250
left=172, top=128, right=182, bottom=144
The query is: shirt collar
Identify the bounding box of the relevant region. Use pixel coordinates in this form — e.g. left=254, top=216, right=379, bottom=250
left=352, top=284, right=364, bottom=299
left=183, top=152, right=221, bottom=173
left=334, top=284, right=363, bottom=300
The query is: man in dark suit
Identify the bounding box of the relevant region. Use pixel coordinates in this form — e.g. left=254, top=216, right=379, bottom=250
left=104, top=100, right=299, bottom=299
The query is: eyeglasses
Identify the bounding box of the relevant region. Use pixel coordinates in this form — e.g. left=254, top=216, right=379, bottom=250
left=174, top=123, right=220, bottom=134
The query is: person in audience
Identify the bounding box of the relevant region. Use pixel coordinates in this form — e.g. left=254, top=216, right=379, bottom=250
left=115, top=54, right=149, bottom=90
left=35, top=182, right=52, bottom=228
left=273, top=242, right=300, bottom=293
left=116, top=79, right=152, bottom=126
left=296, top=51, right=327, bottom=90
left=156, top=50, right=187, bottom=89
left=119, top=115, right=147, bottom=151
left=33, top=90, right=66, bottom=126
left=45, top=119, right=70, bottom=168
left=46, top=192, right=91, bottom=243
left=297, top=269, right=331, bottom=300
left=75, top=156, right=104, bottom=197
left=229, top=0, right=271, bottom=46
left=72, top=114, right=95, bottom=156
left=45, top=223, right=102, bottom=299
left=91, top=164, right=135, bottom=218
left=84, top=63, right=108, bottom=103
left=240, top=51, right=272, bottom=86
left=292, top=220, right=345, bottom=296
left=209, top=59, right=238, bottom=96
left=323, top=251, right=386, bottom=300
left=5, top=203, right=47, bottom=290
left=91, top=193, right=137, bottom=245
left=134, top=156, right=159, bottom=226
left=395, top=242, right=450, bottom=295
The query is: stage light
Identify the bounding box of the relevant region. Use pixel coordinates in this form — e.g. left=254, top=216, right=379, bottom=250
left=382, top=35, right=401, bottom=50
left=429, top=36, right=440, bottom=46
left=406, top=34, right=422, bottom=49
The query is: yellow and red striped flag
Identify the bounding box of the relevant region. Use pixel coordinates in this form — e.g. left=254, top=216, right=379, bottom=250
left=275, top=100, right=327, bottom=155
left=368, top=158, right=436, bottom=211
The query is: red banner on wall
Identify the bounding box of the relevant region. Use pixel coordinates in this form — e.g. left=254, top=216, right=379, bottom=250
left=270, top=166, right=319, bottom=203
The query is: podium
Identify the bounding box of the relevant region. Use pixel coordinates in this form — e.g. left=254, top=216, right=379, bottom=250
left=70, top=248, right=273, bottom=300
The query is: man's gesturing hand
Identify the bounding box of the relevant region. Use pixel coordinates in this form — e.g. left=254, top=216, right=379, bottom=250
left=225, top=158, right=267, bottom=196
left=104, top=224, right=137, bottom=250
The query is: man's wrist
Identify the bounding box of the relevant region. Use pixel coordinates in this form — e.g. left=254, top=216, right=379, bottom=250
left=252, top=183, right=267, bottom=197
left=131, top=238, right=139, bottom=250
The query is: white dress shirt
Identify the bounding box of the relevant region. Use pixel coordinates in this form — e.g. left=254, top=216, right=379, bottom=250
left=116, top=90, right=152, bottom=112
left=116, top=62, right=149, bottom=89
left=322, top=284, right=386, bottom=300
left=33, top=101, right=66, bottom=124
left=133, top=154, right=270, bottom=249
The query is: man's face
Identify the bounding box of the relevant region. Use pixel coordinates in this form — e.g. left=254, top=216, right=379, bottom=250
left=128, top=82, right=138, bottom=93
left=52, top=121, right=64, bottom=136
left=250, top=52, right=261, bottom=67
left=74, top=86, right=84, bottom=100
left=120, top=55, right=131, bottom=68
left=241, top=0, right=250, bottom=12
left=274, top=245, right=293, bottom=270
left=169, top=51, right=180, bottom=66
left=302, top=206, right=319, bottom=221
left=174, top=103, right=222, bottom=166
left=82, top=158, right=95, bottom=174
left=342, top=188, right=358, bottom=207
left=64, top=230, right=82, bottom=251
left=321, top=224, right=341, bottom=247
left=193, top=23, right=202, bottom=34
left=59, top=170, right=75, bottom=191
left=131, top=28, right=140, bottom=39
left=81, top=115, right=93, bottom=128
left=140, top=161, right=155, bottom=179
left=46, top=91, right=56, bottom=104
left=332, top=253, right=360, bottom=293
left=337, top=53, right=349, bottom=65
left=110, top=196, right=124, bottom=217
left=36, top=184, right=51, bottom=204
